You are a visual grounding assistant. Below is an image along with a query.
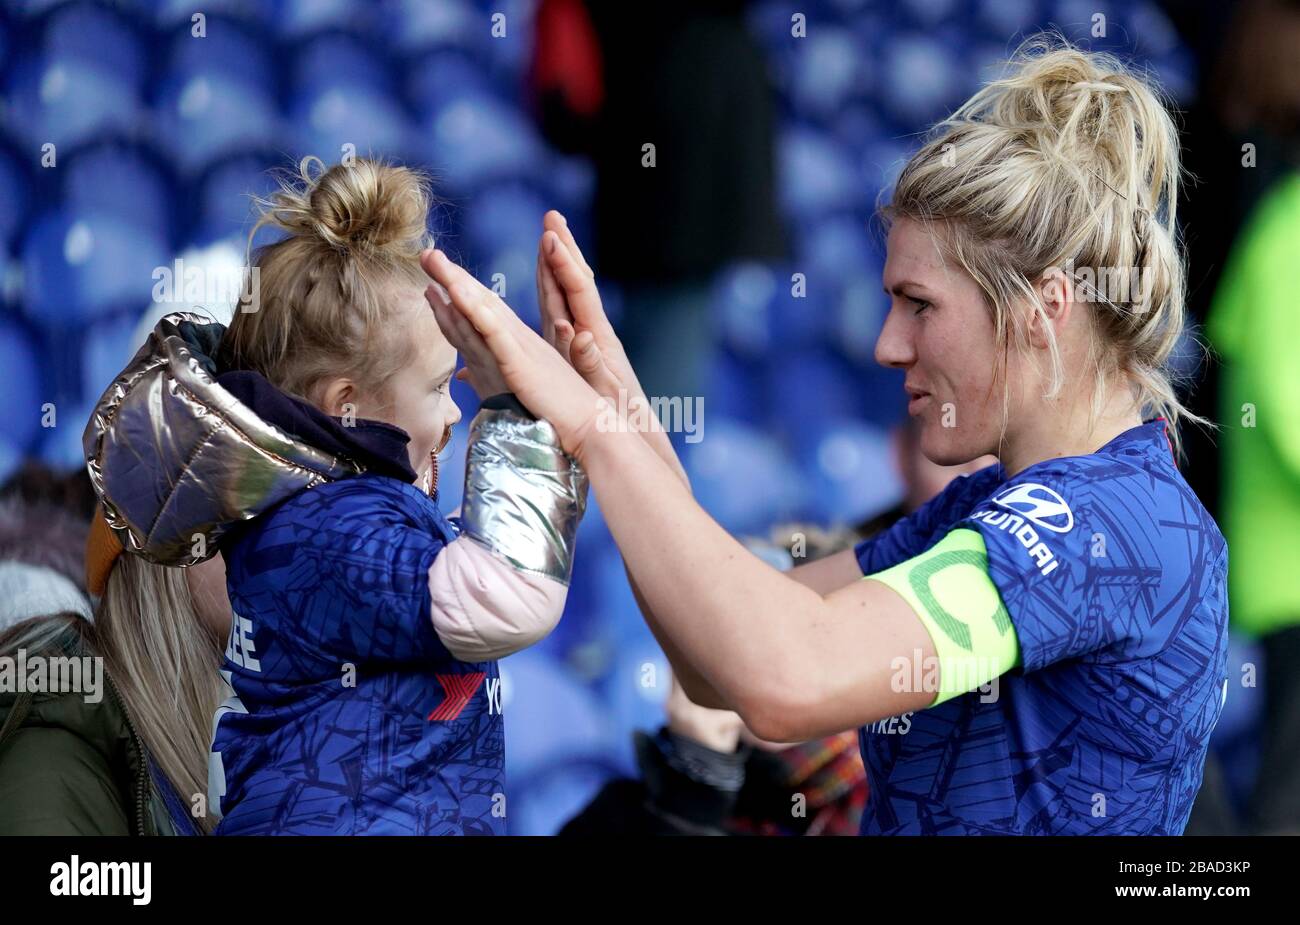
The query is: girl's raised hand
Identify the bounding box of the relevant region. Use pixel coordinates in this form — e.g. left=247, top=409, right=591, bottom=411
left=421, top=248, right=604, bottom=459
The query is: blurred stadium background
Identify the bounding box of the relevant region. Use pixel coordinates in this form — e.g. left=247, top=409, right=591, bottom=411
left=0, top=0, right=1264, bottom=833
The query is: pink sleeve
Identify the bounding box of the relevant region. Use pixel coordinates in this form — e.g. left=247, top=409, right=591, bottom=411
left=425, top=536, right=568, bottom=661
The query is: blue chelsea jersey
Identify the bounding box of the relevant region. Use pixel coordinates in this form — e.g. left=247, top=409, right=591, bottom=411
left=210, top=475, right=505, bottom=835
left=853, top=422, right=1229, bottom=834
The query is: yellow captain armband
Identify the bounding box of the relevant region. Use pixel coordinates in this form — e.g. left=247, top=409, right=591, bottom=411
left=864, top=528, right=1022, bottom=707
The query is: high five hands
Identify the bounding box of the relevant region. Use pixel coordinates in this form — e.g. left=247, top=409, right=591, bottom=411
left=421, top=211, right=687, bottom=483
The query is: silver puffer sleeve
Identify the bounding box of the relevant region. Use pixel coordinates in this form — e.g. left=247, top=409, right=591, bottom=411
left=460, top=405, right=589, bottom=585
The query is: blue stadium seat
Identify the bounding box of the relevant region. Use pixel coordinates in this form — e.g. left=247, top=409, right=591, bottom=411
left=40, top=0, right=146, bottom=89
left=462, top=182, right=548, bottom=258
left=875, top=30, right=968, bottom=126
left=506, top=754, right=623, bottom=836
left=192, top=151, right=284, bottom=246
left=405, top=53, right=496, bottom=122
left=292, top=31, right=396, bottom=99
left=498, top=648, right=619, bottom=781
left=380, top=0, right=484, bottom=56
left=830, top=268, right=889, bottom=365
left=457, top=183, right=550, bottom=329
left=162, top=16, right=275, bottom=94
left=763, top=347, right=867, bottom=439
left=800, top=214, right=877, bottom=286
left=0, top=140, right=30, bottom=251
left=37, top=397, right=94, bottom=471
left=415, top=91, right=549, bottom=193
left=712, top=260, right=832, bottom=356
left=683, top=417, right=803, bottom=534
left=289, top=85, right=413, bottom=165
left=972, top=0, right=1045, bottom=40
left=21, top=208, right=170, bottom=325
left=276, top=0, right=368, bottom=39
left=5, top=54, right=142, bottom=150
left=598, top=626, right=673, bottom=774
left=702, top=348, right=766, bottom=428
left=62, top=141, right=177, bottom=246
left=0, top=8, right=11, bottom=66
left=788, top=24, right=865, bottom=122
left=154, top=0, right=272, bottom=31
left=155, top=74, right=280, bottom=175
left=779, top=126, right=866, bottom=222
left=793, top=416, right=902, bottom=526
left=154, top=20, right=279, bottom=173
left=896, top=0, right=965, bottom=29
left=0, top=318, right=43, bottom=455
left=81, top=310, right=146, bottom=404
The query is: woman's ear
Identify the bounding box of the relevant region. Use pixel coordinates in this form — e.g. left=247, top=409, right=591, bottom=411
left=1029, top=267, right=1076, bottom=349
left=318, top=378, right=357, bottom=417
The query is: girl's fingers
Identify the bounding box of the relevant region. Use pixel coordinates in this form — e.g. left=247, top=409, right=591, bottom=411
left=536, top=243, right=572, bottom=346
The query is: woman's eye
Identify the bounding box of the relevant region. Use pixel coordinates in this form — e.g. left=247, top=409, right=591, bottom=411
left=911, top=298, right=931, bottom=315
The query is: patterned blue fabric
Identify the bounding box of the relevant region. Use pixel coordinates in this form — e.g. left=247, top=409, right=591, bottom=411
left=853, top=422, right=1229, bottom=834
left=210, top=475, right=505, bottom=835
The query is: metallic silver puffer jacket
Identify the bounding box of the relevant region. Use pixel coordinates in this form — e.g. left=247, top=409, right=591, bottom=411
left=83, top=312, right=588, bottom=584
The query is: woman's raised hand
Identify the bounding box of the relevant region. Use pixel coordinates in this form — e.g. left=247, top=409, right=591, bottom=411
left=536, top=211, right=646, bottom=406
left=534, top=212, right=689, bottom=486
left=421, top=248, right=603, bottom=458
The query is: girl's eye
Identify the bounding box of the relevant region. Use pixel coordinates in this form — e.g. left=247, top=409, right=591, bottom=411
left=434, top=379, right=451, bottom=394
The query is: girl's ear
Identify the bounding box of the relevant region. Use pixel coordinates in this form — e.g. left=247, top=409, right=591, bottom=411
left=318, top=378, right=356, bottom=417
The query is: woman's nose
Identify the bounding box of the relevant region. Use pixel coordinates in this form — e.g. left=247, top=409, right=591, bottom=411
left=874, top=306, right=915, bottom=370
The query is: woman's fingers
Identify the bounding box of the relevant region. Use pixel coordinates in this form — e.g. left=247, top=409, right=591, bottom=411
left=543, top=210, right=594, bottom=279
left=569, top=330, right=625, bottom=400
left=439, top=280, right=531, bottom=381
left=542, top=231, right=613, bottom=338
left=424, top=249, right=531, bottom=339
left=553, top=318, right=577, bottom=360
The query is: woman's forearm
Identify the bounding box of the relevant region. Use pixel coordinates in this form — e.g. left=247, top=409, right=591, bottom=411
left=577, top=425, right=828, bottom=722
left=610, top=405, right=731, bottom=706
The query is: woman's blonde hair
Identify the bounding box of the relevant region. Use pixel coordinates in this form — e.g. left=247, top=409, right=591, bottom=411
left=95, top=555, right=224, bottom=832
left=884, top=37, right=1207, bottom=454
left=222, top=156, right=437, bottom=408
left=0, top=560, right=224, bottom=834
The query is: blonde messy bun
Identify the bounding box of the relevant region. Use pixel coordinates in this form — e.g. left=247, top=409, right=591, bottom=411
left=256, top=156, right=433, bottom=257
left=887, top=36, right=1206, bottom=453
left=222, top=157, right=436, bottom=406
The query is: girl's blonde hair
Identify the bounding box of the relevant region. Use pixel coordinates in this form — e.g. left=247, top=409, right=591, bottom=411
left=884, top=37, right=1207, bottom=454
left=222, top=156, right=437, bottom=408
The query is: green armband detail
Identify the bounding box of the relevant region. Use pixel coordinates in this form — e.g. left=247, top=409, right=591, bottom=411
left=864, top=528, right=1021, bottom=707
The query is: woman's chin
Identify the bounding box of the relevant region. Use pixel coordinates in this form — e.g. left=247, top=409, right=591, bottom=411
left=920, top=429, right=978, bottom=468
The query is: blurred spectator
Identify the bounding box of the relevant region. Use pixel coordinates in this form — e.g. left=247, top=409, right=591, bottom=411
left=532, top=0, right=787, bottom=406
left=1177, top=0, right=1300, bottom=836
left=1204, top=162, right=1300, bottom=836
left=0, top=464, right=95, bottom=633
